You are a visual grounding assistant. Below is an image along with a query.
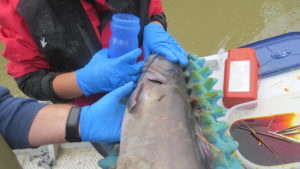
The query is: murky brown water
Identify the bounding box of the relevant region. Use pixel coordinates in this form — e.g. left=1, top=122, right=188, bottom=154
left=162, top=0, right=300, bottom=56
left=1, top=0, right=300, bottom=96
left=0, top=41, right=24, bottom=97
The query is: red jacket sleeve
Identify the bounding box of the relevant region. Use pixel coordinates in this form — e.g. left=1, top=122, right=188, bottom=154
left=149, top=0, right=167, bottom=30
left=0, top=0, right=50, bottom=78
left=149, top=0, right=164, bottom=16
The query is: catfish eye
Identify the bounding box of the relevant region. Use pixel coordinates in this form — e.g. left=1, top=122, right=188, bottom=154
left=146, top=71, right=168, bottom=85
left=148, top=79, right=163, bottom=85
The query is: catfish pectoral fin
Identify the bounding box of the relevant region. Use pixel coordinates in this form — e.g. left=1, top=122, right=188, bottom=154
left=127, top=82, right=144, bottom=111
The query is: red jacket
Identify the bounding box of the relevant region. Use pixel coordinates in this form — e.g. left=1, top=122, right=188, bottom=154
left=0, top=0, right=166, bottom=105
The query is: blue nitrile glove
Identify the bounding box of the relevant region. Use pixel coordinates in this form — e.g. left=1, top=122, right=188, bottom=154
left=76, top=48, right=144, bottom=96
left=79, top=81, right=135, bottom=143
left=143, top=23, right=188, bottom=66
left=98, top=144, right=120, bottom=169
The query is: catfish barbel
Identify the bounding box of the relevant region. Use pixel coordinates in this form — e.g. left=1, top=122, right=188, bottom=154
left=116, top=54, right=212, bottom=169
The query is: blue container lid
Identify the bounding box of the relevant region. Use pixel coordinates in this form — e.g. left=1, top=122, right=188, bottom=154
left=111, top=13, right=140, bottom=30
left=240, top=32, right=300, bottom=77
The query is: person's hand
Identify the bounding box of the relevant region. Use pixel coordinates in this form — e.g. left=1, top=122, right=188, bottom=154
left=79, top=81, right=135, bottom=143
left=143, top=23, right=188, bottom=66
left=76, top=48, right=144, bottom=96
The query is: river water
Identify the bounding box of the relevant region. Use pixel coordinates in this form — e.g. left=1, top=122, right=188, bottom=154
left=0, top=0, right=300, bottom=96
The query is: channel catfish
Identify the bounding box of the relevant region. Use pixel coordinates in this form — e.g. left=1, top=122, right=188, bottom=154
left=116, top=54, right=211, bottom=169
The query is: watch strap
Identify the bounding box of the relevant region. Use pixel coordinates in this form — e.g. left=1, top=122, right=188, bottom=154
left=65, top=106, right=82, bottom=142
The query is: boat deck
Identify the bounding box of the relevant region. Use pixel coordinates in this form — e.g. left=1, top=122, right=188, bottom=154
left=14, top=143, right=102, bottom=169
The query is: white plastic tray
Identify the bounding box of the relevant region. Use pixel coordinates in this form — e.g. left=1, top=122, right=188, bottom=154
left=222, top=93, right=300, bottom=169
left=203, top=51, right=300, bottom=168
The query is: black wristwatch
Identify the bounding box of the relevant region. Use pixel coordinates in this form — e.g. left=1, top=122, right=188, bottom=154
left=65, top=107, right=82, bottom=142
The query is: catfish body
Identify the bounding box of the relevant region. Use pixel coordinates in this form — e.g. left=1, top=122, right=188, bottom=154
left=117, top=54, right=209, bottom=169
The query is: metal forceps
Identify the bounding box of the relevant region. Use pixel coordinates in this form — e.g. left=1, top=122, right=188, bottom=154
left=268, top=124, right=300, bottom=144
left=273, top=124, right=300, bottom=135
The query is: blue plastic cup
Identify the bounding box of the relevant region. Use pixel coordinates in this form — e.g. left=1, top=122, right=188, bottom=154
left=108, top=13, right=140, bottom=62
